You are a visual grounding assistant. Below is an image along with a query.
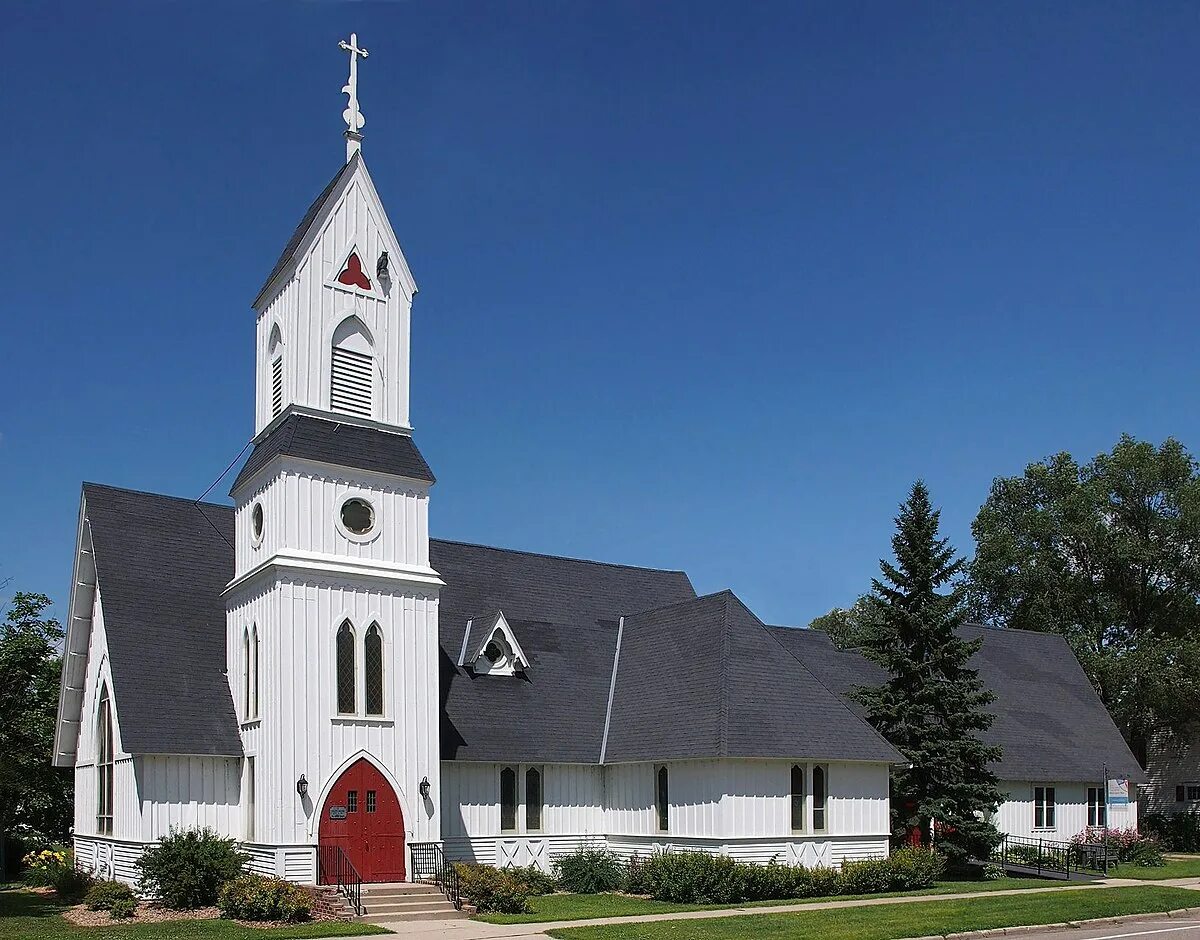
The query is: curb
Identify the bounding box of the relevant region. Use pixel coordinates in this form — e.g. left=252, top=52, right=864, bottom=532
left=898, top=906, right=1196, bottom=940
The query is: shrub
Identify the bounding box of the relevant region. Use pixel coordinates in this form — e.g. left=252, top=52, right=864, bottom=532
left=1144, top=812, right=1200, bottom=853
left=505, top=864, right=557, bottom=895
left=981, top=863, right=1005, bottom=881
left=454, top=864, right=531, bottom=914
left=135, top=828, right=247, bottom=909
left=109, top=895, right=137, bottom=919
left=85, top=880, right=136, bottom=913
left=1071, top=827, right=1164, bottom=868
left=625, top=854, right=652, bottom=895
left=553, top=848, right=626, bottom=894
left=880, top=846, right=946, bottom=890
left=217, top=874, right=312, bottom=923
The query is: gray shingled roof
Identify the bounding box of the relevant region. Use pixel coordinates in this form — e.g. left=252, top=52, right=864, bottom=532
left=604, top=592, right=904, bottom=764
left=253, top=156, right=357, bottom=307
left=768, top=625, right=1145, bottom=783
left=82, top=484, right=242, bottom=757
left=231, top=413, right=435, bottom=495
left=432, top=539, right=696, bottom=763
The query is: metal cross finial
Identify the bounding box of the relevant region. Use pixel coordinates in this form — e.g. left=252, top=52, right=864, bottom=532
left=339, top=33, right=368, bottom=157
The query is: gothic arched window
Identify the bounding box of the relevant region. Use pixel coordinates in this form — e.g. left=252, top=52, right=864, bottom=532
left=268, top=324, right=285, bottom=418
left=656, top=765, right=669, bottom=832
left=97, top=685, right=114, bottom=835
left=336, top=620, right=356, bottom=715
left=364, top=623, right=383, bottom=717
left=790, top=764, right=806, bottom=832
left=330, top=317, right=374, bottom=418
left=250, top=624, right=260, bottom=720
left=242, top=628, right=251, bottom=719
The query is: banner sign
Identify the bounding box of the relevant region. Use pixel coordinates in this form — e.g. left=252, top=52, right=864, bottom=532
left=1107, top=777, right=1130, bottom=805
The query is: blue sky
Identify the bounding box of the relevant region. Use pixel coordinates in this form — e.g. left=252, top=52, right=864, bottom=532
left=2, top=2, right=1198, bottom=626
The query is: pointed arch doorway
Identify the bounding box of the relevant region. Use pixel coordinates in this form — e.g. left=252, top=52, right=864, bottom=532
left=318, top=758, right=406, bottom=882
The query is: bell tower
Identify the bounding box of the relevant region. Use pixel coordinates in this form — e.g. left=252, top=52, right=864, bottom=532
left=224, top=35, right=444, bottom=879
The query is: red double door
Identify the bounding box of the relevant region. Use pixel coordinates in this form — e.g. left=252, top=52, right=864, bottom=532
left=319, top=759, right=406, bottom=883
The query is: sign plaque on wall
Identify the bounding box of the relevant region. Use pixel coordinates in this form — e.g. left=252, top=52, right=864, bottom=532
left=329, top=805, right=348, bottom=820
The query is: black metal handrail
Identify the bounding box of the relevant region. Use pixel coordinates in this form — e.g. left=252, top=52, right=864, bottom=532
left=992, top=834, right=1088, bottom=879
left=317, top=843, right=363, bottom=916
left=409, top=841, right=461, bottom=910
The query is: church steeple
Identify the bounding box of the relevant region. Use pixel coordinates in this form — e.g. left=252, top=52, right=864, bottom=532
left=250, top=33, right=417, bottom=437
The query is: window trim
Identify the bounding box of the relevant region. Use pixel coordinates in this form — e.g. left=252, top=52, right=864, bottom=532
left=500, top=765, right=518, bottom=833
left=1087, top=786, right=1107, bottom=828
left=790, top=764, right=806, bottom=834
left=335, top=491, right=381, bottom=545
left=811, top=764, right=829, bottom=833
left=250, top=502, right=265, bottom=548
left=335, top=620, right=357, bottom=716
left=364, top=623, right=384, bottom=718
left=655, top=765, right=670, bottom=833
left=1034, top=784, right=1057, bottom=830
left=525, top=766, right=544, bottom=833
left=96, top=684, right=114, bottom=836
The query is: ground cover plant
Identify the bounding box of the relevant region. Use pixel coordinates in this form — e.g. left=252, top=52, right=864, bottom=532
left=0, top=884, right=388, bottom=940
left=543, top=885, right=1200, bottom=940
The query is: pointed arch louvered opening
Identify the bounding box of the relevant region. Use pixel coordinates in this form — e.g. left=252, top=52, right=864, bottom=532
left=268, top=325, right=285, bottom=418
left=330, top=317, right=374, bottom=418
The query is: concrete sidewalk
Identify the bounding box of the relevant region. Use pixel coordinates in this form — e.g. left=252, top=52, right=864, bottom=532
left=361, top=877, right=1200, bottom=939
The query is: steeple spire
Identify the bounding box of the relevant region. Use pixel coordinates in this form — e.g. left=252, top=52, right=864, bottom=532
left=339, top=33, right=369, bottom=161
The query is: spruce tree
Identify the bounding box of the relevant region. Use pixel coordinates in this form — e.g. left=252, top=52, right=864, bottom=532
left=855, top=481, right=1002, bottom=863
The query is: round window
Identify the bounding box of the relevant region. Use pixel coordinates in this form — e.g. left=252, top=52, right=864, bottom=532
left=340, top=497, right=375, bottom=536
left=251, top=503, right=264, bottom=542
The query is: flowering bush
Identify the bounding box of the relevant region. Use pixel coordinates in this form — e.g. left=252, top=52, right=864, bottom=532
left=1070, top=827, right=1164, bottom=867
left=22, top=848, right=91, bottom=897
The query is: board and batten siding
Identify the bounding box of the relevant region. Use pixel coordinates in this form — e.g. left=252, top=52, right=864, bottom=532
left=1143, top=730, right=1200, bottom=816
left=255, top=171, right=413, bottom=434
left=442, top=759, right=890, bottom=869
left=995, top=780, right=1138, bottom=841
left=233, top=465, right=431, bottom=580
left=226, top=573, right=442, bottom=849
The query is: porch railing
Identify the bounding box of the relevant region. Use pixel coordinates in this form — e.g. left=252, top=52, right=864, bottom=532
left=990, top=834, right=1112, bottom=879
left=317, top=843, right=363, bottom=916
left=408, top=841, right=461, bottom=910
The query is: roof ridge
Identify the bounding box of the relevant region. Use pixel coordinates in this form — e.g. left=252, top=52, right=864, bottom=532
left=83, top=481, right=232, bottom=514
left=430, top=537, right=692, bottom=578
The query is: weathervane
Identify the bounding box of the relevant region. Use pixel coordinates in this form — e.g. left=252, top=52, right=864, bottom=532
left=339, top=33, right=368, bottom=159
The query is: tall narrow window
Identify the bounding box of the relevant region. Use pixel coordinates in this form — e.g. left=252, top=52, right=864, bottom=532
left=330, top=317, right=374, bottom=418
left=812, top=765, right=827, bottom=832
left=250, top=625, right=260, bottom=719
left=655, top=765, right=669, bottom=832
left=336, top=621, right=356, bottom=714
left=364, top=624, right=383, bottom=717
left=268, top=325, right=284, bottom=418
left=526, top=766, right=543, bottom=832
left=242, top=628, right=251, bottom=719
left=1087, top=787, right=1107, bottom=828
left=500, top=766, right=517, bottom=832
left=96, top=685, right=114, bottom=835
left=1034, top=786, right=1056, bottom=829
left=790, top=765, right=806, bottom=832
left=245, top=756, right=256, bottom=841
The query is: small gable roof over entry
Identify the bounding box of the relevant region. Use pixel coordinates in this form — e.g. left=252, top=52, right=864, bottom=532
left=81, top=484, right=242, bottom=757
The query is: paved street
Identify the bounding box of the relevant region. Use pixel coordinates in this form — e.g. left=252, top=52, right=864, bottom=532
left=1016, top=912, right=1200, bottom=940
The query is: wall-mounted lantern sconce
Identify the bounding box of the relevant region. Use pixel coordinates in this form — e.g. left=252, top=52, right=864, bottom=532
left=419, top=776, right=430, bottom=799
left=296, top=774, right=308, bottom=798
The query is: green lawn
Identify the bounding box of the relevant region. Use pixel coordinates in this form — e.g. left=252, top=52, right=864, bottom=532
left=545, top=885, right=1199, bottom=939
left=1123, top=856, right=1200, bottom=880
left=478, top=876, right=1051, bottom=925
left=0, top=887, right=389, bottom=940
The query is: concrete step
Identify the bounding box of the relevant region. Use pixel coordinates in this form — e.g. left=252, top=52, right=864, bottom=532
left=362, top=881, right=442, bottom=894
left=362, top=887, right=443, bottom=899
left=364, top=899, right=459, bottom=915
left=359, top=906, right=469, bottom=922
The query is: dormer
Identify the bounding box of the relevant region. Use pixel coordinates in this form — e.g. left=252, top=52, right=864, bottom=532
left=458, top=611, right=529, bottom=677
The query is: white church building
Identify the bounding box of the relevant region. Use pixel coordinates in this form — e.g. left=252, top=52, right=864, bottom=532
left=52, top=36, right=1142, bottom=889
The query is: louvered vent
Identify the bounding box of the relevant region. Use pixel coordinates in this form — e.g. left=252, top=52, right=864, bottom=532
left=271, top=357, right=283, bottom=417
left=331, top=347, right=373, bottom=417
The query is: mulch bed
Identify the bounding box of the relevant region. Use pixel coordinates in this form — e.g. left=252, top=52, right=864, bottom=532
left=62, top=901, right=339, bottom=928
